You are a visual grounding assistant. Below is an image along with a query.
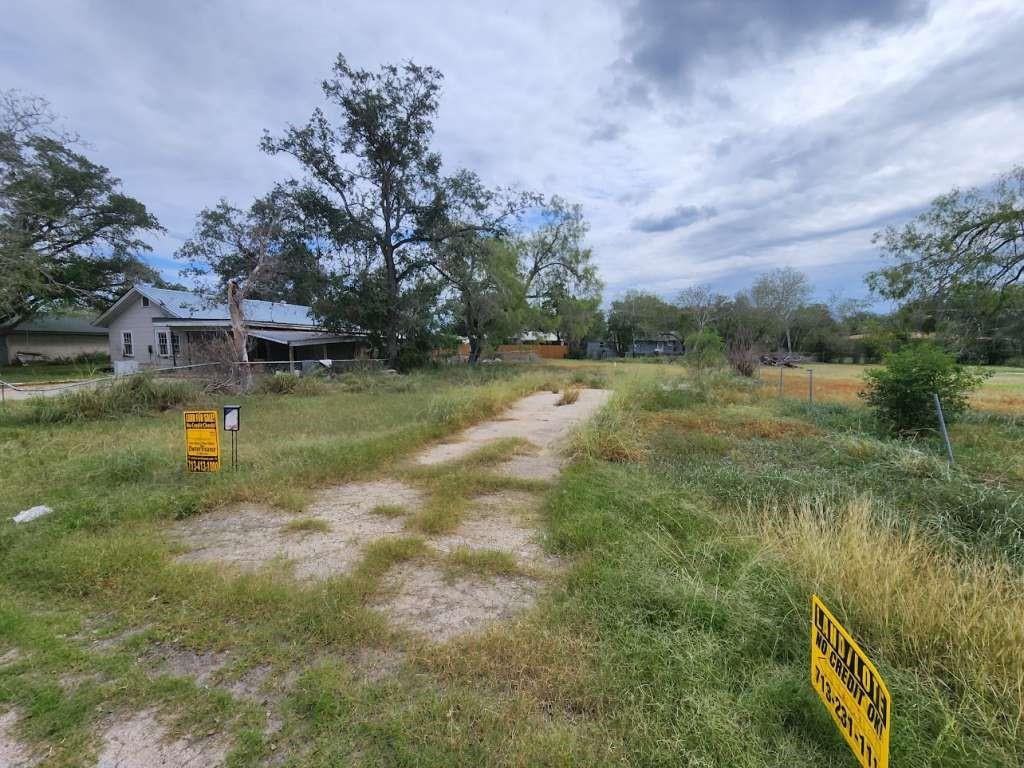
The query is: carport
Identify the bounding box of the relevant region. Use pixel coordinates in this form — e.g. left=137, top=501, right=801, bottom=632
left=245, top=330, right=370, bottom=364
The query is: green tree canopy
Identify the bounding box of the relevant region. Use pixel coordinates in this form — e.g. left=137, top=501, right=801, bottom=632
left=431, top=232, right=525, bottom=363
left=0, top=90, right=162, bottom=331
left=869, top=166, right=1024, bottom=301
left=176, top=186, right=327, bottom=307
left=262, top=55, right=514, bottom=366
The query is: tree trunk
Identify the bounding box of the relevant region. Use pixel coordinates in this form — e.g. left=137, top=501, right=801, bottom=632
left=383, top=245, right=400, bottom=369
left=0, top=327, right=12, bottom=367
left=227, top=279, right=252, bottom=389
left=468, top=336, right=481, bottom=365
left=785, top=327, right=793, bottom=355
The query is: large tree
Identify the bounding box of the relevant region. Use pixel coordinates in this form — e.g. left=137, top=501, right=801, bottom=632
left=177, top=187, right=327, bottom=306
left=515, top=197, right=598, bottom=300
left=749, top=267, right=812, bottom=353
left=676, top=284, right=722, bottom=334
left=176, top=187, right=327, bottom=381
left=431, top=233, right=524, bottom=363
left=0, top=90, right=162, bottom=336
left=606, top=290, right=680, bottom=353
left=262, top=55, right=504, bottom=366
left=869, top=166, right=1024, bottom=301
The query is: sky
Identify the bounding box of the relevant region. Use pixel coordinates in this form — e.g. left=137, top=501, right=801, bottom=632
left=3, top=0, right=1024, bottom=307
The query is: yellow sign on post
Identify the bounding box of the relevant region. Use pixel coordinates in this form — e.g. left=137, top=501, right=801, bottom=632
left=811, top=595, right=890, bottom=768
left=184, top=410, right=221, bottom=472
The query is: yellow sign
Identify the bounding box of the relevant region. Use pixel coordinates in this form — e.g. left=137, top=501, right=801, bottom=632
left=184, top=410, right=221, bottom=472
left=811, top=595, right=890, bottom=768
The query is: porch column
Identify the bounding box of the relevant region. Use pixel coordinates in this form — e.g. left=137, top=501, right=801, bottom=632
left=288, top=344, right=295, bottom=373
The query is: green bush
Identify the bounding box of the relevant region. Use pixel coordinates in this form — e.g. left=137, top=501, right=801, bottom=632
left=860, top=344, right=989, bottom=433
left=684, top=330, right=725, bottom=382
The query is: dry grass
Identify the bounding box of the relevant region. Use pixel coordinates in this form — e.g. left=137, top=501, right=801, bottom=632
left=758, top=494, right=1024, bottom=744
left=758, top=364, right=1024, bottom=414
left=556, top=386, right=581, bottom=406
left=370, top=504, right=408, bottom=519
left=649, top=411, right=820, bottom=439
left=570, top=405, right=646, bottom=463
left=281, top=517, right=331, bottom=534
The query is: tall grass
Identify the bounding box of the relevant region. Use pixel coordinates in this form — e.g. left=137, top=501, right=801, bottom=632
left=11, top=375, right=199, bottom=424
left=759, top=494, right=1024, bottom=747
left=253, top=372, right=326, bottom=396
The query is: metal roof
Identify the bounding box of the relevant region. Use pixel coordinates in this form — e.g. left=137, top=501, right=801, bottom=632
left=13, top=316, right=107, bottom=335
left=95, top=284, right=318, bottom=327
left=247, top=329, right=365, bottom=347
left=136, top=284, right=316, bottom=325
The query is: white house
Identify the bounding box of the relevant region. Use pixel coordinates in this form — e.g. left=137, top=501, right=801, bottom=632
left=93, top=284, right=368, bottom=374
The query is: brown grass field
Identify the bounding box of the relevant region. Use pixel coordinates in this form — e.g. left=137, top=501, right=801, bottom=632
left=759, top=363, right=1024, bottom=415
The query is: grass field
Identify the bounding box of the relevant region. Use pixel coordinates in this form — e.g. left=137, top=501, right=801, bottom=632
left=1, top=362, right=1022, bottom=765
left=758, top=362, right=1024, bottom=414
left=0, top=361, right=109, bottom=385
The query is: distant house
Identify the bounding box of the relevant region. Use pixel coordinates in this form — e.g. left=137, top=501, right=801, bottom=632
left=586, top=340, right=617, bottom=359
left=93, top=284, right=369, bottom=374
left=0, top=316, right=109, bottom=365
left=631, top=334, right=684, bottom=357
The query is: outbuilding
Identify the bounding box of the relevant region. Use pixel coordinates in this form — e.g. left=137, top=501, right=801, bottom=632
left=0, top=316, right=109, bottom=365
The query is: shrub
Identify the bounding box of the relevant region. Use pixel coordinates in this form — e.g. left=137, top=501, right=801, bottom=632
left=556, top=387, right=581, bottom=406
left=860, top=344, right=989, bottom=433
left=684, top=330, right=725, bottom=381
left=726, top=327, right=760, bottom=378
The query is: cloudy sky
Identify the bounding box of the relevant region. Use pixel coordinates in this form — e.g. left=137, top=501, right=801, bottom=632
left=3, top=0, right=1023, bottom=305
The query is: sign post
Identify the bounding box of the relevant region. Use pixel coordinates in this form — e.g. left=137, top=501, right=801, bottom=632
left=183, top=410, right=221, bottom=472
left=811, top=595, right=890, bottom=768
left=223, top=405, right=240, bottom=470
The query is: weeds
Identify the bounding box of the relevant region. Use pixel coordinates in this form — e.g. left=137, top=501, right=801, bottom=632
left=7, top=375, right=198, bottom=424
left=370, top=504, right=408, bottom=518
left=442, top=547, right=521, bottom=579
left=281, top=517, right=331, bottom=534
left=759, top=494, right=1024, bottom=752
left=253, top=372, right=326, bottom=396
left=556, top=386, right=581, bottom=406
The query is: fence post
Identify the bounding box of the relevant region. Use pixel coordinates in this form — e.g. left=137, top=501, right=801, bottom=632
left=778, top=366, right=784, bottom=397
left=1, top=381, right=5, bottom=404
left=808, top=369, right=814, bottom=404
left=933, top=392, right=954, bottom=465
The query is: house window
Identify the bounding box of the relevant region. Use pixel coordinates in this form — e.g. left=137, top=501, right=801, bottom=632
left=122, top=331, right=134, bottom=358
left=171, top=333, right=181, bottom=356
left=156, top=331, right=169, bottom=357
left=142, top=296, right=150, bottom=307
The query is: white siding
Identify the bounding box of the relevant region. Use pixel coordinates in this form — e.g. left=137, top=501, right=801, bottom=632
left=105, top=297, right=175, bottom=369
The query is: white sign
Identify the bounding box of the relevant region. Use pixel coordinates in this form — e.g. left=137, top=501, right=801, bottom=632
left=223, top=405, right=241, bottom=432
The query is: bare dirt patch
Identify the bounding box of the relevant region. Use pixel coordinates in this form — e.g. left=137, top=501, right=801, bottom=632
left=0, top=710, right=37, bottom=768
left=172, top=390, right=609, bottom=642
left=89, top=625, right=152, bottom=652
left=174, top=480, right=425, bottom=580
left=96, top=709, right=228, bottom=768
left=0, top=647, right=23, bottom=667
left=142, top=644, right=230, bottom=687
left=416, top=389, right=610, bottom=468
left=347, top=647, right=406, bottom=682
left=433, top=491, right=559, bottom=570
left=376, top=563, right=541, bottom=643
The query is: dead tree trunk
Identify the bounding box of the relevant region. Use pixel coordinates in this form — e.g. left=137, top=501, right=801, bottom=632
left=227, top=278, right=252, bottom=390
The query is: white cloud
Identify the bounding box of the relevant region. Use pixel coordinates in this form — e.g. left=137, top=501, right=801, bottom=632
left=1, top=0, right=1023, bottom=303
